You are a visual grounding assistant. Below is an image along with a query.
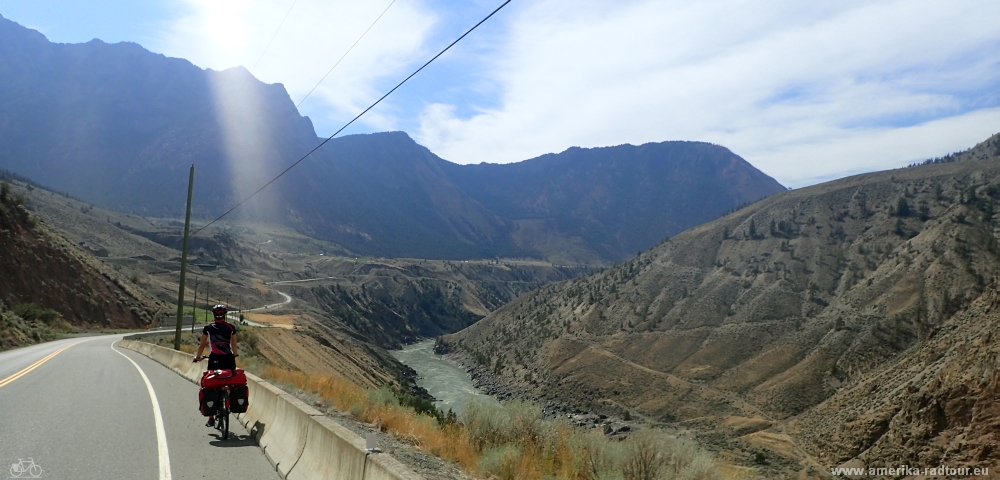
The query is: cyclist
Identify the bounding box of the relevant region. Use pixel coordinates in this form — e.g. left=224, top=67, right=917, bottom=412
left=194, top=304, right=239, bottom=426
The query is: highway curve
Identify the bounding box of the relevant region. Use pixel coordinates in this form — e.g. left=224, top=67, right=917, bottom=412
left=0, top=334, right=279, bottom=480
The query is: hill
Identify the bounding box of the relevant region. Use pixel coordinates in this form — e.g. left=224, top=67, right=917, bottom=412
left=0, top=176, right=156, bottom=348
left=0, top=14, right=784, bottom=263
left=442, top=133, right=1000, bottom=473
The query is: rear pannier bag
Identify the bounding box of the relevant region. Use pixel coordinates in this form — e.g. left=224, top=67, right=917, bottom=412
left=230, top=385, right=249, bottom=413
left=199, top=387, right=219, bottom=416
left=201, top=369, right=248, bottom=388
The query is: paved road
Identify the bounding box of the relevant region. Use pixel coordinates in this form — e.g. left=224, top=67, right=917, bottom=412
left=0, top=335, right=279, bottom=480
left=245, top=292, right=292, bottom=312
left=237, top=291, right=292, bottom=328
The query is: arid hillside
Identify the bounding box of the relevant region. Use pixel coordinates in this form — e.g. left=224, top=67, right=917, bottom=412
left=0, top=180, right=157, bottom=348
left=9, top=176, right=592, bottom=392
left=444, top=133, right=1000, bottom=472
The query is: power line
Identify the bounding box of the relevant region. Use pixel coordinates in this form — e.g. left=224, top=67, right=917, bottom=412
left=251, top=0, right=300, bottom=73
left=217, top=1, right=297, bottom=115
left=296, top=0, right=396, bottom=109
left=192, top=0, right=513, bottom=236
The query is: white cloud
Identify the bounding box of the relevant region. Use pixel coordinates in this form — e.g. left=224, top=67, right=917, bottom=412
left=414, top=0, right=1000, bottom=186
left=152, top=0, right=436, bottom=131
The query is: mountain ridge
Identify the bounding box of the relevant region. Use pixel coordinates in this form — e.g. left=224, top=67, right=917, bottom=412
left=0, top=14, right=785, bottom=262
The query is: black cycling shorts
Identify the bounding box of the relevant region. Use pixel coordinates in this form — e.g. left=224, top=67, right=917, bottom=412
left=207, top=353, right=236, bottom=371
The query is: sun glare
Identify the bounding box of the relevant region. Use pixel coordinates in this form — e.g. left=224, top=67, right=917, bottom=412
left=198, top=0, right=250, bottom=60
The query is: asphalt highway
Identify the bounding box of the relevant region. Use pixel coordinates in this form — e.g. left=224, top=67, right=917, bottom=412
left=0, top=334, right=279, bottom=480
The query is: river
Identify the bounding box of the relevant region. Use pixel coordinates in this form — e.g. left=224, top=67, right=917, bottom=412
left=391, top=339, right=497, bottom=416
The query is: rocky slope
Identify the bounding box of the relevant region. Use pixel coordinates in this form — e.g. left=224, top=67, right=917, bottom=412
left=443, top=133, right=1000, bottom=471
left=0, top=179, right=157, bottom=348
left=287, top=258, right=592, bottom=349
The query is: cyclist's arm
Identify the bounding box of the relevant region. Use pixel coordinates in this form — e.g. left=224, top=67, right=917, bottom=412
left=231, top=332, right=238, bottom=356
left=195, top=333, right=208, bottom=359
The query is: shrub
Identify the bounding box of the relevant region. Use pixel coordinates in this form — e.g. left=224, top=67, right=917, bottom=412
left=585, top=432, right=625, bottom=480
left=462, top=399, right=541, bottom=450
left=0, top=302, right=58, bottom=349
left=369, top=386, right=400, bottom=407
left=13, top=303, right=60, bottom=324
left=479, top=445, right=522, bottom=480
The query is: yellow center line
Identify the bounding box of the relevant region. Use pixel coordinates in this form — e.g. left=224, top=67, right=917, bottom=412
left=0, top=342, right=79, bottom=389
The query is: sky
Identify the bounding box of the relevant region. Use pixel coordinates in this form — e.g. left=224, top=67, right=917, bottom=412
left=2, top=0, right=999, bottom=188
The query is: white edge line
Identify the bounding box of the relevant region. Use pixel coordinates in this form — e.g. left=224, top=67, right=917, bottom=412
left=111, top=340, right=172, bottom=480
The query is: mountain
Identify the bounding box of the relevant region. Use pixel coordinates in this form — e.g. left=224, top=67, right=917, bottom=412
left=281, top=132, right=786, bottom=262
left=0, top=14, right=785, bottom=262
left=0, top=14, right=315, bottom=217
left=440, top=141, right=784, bottom=261
left=442, top=133, right=1000, bottom=471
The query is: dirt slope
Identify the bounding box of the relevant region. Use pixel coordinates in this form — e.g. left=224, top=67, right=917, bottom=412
left=0, top=182, right=157, bottom=347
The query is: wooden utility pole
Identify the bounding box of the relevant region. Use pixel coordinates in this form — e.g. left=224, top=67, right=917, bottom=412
left=204, top=281, right=211, bottom=323
left=190, top=275, right=199, bottom=334
left=173, top=164, right=195, bottom=350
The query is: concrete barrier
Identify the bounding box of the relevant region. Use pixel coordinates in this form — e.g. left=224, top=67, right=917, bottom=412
left=259, top=393, right=322, bottom=477
left=242, top=378, right=282, bottom=444
left=364, top=450, right=426, bottom=480
left=286, top=415, right=423, bottom=480
left=118, top=339, right=424, bottom=480
left=286, top=415, right=367, bottom=480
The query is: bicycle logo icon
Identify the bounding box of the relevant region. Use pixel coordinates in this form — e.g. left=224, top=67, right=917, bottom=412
left=9, top=458, right=42, bottom=478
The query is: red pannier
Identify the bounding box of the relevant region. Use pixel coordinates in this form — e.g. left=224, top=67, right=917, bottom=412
left=201, top=369, right=247, bottom=388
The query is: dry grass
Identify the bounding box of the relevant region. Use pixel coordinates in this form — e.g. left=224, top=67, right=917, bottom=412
left=260, top=365, right=481, bottom=468
left=257, top=365, right=722, bottom=480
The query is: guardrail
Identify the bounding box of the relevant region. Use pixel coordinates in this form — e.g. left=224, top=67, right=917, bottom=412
left=117, top=339, right=423, bottom=480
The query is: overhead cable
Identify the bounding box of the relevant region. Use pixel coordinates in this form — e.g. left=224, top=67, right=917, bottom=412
left=296, top=0, right=397, bottom=109
left=251, top=0, right=300, bottom=73
left=192, top=0, right=513, bottom=236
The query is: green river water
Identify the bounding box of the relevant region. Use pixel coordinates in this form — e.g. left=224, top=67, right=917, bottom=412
left=391, top=339, right=497, bottom=416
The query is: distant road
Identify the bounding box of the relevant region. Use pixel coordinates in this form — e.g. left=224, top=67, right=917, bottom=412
left=232, top=291, right=293, bottom=328
left=0, top=335, right=279, bottom=480
left=245, top=291, right=292, bottom=312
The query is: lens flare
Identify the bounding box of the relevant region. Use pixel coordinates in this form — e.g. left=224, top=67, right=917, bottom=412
left=209, top=67, right=284, bottom=223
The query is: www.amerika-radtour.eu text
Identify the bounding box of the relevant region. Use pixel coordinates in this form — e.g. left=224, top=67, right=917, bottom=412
left=831, top=465, right=989, bottom=477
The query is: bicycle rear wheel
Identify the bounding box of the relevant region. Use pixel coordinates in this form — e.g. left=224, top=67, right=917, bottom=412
left=220, top=390, right=230, bottom=439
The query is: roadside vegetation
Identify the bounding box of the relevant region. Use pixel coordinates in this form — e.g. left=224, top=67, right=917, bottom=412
left=0, top=302, right=70, bottom=350
left=262, top=366, right=722, bottom=480
left=145, top=328, right=723, bottom=480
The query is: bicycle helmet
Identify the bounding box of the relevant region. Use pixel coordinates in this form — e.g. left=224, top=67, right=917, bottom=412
left=212, top=304, right=228, bottom=319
